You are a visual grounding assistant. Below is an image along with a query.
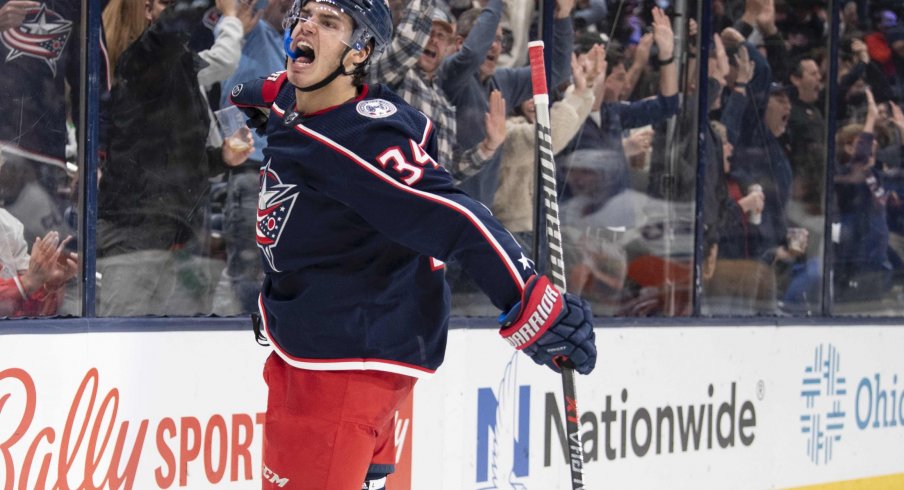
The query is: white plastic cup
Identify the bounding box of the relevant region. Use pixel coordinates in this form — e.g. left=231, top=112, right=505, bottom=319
left=748, top=184, right=763, bottom=225
left=214, top=105, right=252, bottom=152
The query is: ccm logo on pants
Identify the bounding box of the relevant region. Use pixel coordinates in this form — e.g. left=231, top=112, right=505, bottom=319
left=263, top=465, right=289, bottom=487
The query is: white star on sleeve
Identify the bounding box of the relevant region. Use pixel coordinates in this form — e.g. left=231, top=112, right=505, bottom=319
left=517, top=253, right=533, bottom=271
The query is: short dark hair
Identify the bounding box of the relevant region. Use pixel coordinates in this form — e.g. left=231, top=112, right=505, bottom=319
left=456, top=8, right=481, bottom=37
left=839, top=33, right=865, bottom=62
left=789, top=55, right=816, bottom=80
left=351, top=63, right=368, bottom=87
left=574, top=31, right=609, bottom=55
left=605, top=45, right=625, bottom=76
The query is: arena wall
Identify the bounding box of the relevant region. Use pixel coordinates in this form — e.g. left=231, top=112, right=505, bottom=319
left=1, top=325, right=903, bottom=489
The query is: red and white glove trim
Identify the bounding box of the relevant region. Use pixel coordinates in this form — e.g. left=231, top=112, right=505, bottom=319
left=499, top=275, right=565, bottom=350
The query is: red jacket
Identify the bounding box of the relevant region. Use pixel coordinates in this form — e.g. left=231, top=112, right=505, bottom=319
left=0, top=276, right=61, bottom=317
left=865, top=32, right=894, bottom=74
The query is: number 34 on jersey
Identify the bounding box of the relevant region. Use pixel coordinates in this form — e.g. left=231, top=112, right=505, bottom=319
left=376, top=139, right=442, bottom=186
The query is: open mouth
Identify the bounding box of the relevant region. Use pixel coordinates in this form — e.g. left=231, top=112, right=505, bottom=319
left=292, top=41, right=316, bottom=64
left=423, top=48, right=437, bottom=59
left=485, top=54, right=497, bottom=63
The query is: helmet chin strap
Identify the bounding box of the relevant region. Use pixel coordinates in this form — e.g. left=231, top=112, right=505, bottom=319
left=284, top=27, right=357, bottom=92
left=298, top=46, right=355, bottom=92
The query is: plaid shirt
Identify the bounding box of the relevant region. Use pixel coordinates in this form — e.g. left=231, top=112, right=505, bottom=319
left=369, top=0, right=491, bottom=183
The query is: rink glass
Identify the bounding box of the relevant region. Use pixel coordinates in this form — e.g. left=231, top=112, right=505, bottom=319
left=8, top=0, right=904, bottom=319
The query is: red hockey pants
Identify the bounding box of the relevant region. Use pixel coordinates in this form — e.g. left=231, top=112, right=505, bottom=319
left=261, top=353, right=415, bottom=489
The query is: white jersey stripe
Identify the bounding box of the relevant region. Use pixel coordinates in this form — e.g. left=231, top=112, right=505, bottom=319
left=257, top=295, right=435, bottom=379
left=418, top=114, right=432, bottom=147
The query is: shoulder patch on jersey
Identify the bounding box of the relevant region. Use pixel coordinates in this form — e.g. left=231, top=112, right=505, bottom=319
left=231, top=83, right=243, bottom=98
left=356, top=99, right=397, bottom=119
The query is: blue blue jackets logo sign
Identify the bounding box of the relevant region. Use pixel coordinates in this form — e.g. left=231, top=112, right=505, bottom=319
left=800, top=343, right=846, bottom=464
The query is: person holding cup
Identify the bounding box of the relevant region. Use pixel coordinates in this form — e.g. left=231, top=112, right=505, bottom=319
left=711, top=121, right=766, bottom=260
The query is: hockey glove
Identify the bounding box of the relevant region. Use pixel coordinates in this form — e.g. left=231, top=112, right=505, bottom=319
left=238, top=107, right=270, bottom=136
left=498, top=275, right=597, bottom=375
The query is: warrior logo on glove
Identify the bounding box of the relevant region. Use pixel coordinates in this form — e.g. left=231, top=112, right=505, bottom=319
left=501, top=279, right=562, bottom=349
left=499, top=275, right=597, bottom=375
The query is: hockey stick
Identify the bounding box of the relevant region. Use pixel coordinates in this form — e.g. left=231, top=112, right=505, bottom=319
left=528, top=40, right=585, bottom=490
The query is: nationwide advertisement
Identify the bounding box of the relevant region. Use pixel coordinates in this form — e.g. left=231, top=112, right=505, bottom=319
left=410, top=326, right=904, bottom=489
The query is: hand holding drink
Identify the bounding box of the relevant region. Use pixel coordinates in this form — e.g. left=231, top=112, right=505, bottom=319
left=748, top=184, right=764, bottom=225
left=215, top=105, right=256, bottom=167
left=225, top=126, right=253, bottom=153
left=222, top=126, right=254, bottom=167
left=739, top=183, right=765, bottom=225
left=787, top=227, right=808, bottom=255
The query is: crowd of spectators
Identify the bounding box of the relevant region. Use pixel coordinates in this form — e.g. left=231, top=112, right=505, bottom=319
left=4, top=0, right=904, bottom=318
left=708, top=0, right=904, bottom=315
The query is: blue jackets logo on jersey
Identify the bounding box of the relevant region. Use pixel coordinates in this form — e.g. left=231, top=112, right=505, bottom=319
left=1, top=4, right=72, bottom=75
left=258, top=165, right=299, bottom=272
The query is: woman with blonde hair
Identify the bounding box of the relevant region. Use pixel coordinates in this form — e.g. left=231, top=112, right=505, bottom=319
left=103, top=0, right=148, bottom=71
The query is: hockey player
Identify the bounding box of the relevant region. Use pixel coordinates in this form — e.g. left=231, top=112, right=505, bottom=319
left=230, top=0, right=597, bottom=488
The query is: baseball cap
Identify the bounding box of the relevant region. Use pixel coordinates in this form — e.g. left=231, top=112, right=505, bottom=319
left=880, top=10, right=898, bottom=29
left=431, top=5, right=453, bottom=32
left=768, top=82, right=792, bottom=97
left=447, top=0, right=471, bottom=11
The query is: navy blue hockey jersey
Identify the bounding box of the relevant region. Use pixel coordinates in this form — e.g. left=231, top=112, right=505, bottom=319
left=231, top=73, right=536, bottom=377
left=0, top=0, right=109, bottom=166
